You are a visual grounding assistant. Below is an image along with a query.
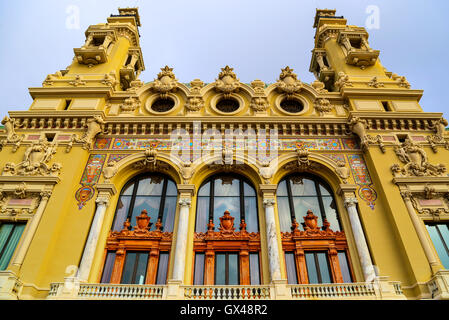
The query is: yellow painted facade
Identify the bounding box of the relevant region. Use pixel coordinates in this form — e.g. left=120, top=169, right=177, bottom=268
left=0, top=8, right=448, bottom=300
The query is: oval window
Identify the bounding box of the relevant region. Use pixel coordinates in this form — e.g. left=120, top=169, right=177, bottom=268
left=216, top=98, right=239, bottom=113
left=151, top=98, right=175, bottom=113
left=280, top=98, right=304, bottom=114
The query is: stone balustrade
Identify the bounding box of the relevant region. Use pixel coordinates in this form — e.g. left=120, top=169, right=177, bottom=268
left=183, top=285, right=271, bottom=300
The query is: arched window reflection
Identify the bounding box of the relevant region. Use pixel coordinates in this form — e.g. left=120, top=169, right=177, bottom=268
left=111, top=174, right=178, bottom=232
left=277, top=173, right=341, bottom=233
left=195, top=174, right=258, bottom=233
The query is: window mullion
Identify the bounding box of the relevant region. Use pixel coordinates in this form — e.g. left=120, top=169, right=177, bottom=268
left=127, top=180, right=139, bottom=221
left=240, top=179, right=244, bottom=223
left=286, top=178, right=295, bottom=221
left=315, top=181, right=327, bottom=221
left=158, top=178, right=168, bottom=224
left=314, top=253, right=322, bottom=284
left=210, top=178, right=215, bottom=224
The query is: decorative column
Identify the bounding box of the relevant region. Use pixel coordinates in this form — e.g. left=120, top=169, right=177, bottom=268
left=343, top=195, right=377, bottom=282
left=10, top=191, right=52, bottom=270
left=401, top=191, right=442, bottom=273
left=263, top=198, right=282, bottom=282
left=77, top=184, right=116, bottom=282
left=172, top=197, right=192, bottom=282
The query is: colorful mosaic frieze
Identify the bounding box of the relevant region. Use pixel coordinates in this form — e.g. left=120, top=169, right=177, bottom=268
left=76, top=154, right=106, bottom=209
left=341, top=138, right=360, bottom=150
left=347, top=154, right=377, bottom=210
left=323, top=154, right=346, bottom=163
left=108, top=154, right=132, bottom=164
left=94, top=138, right=112, bottom=150
left=98, top=137, right=358, bottom=151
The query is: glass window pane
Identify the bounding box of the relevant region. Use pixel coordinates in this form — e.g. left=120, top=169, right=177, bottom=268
left=293, top=197, right=321, bottom=229
left=135, top=253, right=148, bottom=284
left=321, top=196, right=341, bottom=231
left=136, top=177, right=163, bottom=196
left=214, top=177, right=239, bottom=196
left=122, top=182, right=135, bottom=196
left=198, top=182, right=210, bottom=196
left=196, top=197, right=210, bottom=233
left=228, top=253, right=239, bottom=285
left=285, top=252, right=298, bottom=284
left=111, top=196, right=132, bottom=231
left=162, top=196, right=177, bottom=232
left=243, top=182, right=256, bottom=197
left=319, top=183, right=331, bottom=196
left=277, top=197, right=292, bottom=232
left=250, top=253, right=260, bottom=285
left=213, top=196, right=240, bottom=228
left=194, top=253, right=205, bottom=285
left=156, top=253, right=169, bottom=284
left=215, top=254, right=226, bottom=285
left=277, top=180, right=288, bottom=196
left=289, top=178, right=317, bottom=196
left=166, top=179, right=177, bottom=196
left=121, top=252, right=137, bottom=284
left=244, top=197, right=258, bottom=232
left=101, top=252, right=116, bottom=283
left=131, top=196, right=161, bottom=230
left=427, top=225, right=449, bottom=269
left=317, top=253, right=332, bottom=283
left=437, top=225, right=449, bottom=269
left=305, top=253, right=319, bottom=284
left=0, top=224, right=25, bottom=271
left=338, top=252, right=352, bottom=283
left=0, top=224, right=14, bottom=254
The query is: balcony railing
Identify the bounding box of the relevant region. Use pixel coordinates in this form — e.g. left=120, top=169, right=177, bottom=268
left=48, top=283, right=165, bottom=300
left=290, top=283, right=376, bottom=299
left=183, top=285, right=271, bottom=300
left=47, top=280, right=406, bottom=300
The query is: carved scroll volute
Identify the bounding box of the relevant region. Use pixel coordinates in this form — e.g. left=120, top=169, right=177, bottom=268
left=218, top=210, right=235, bottom=234
left=303, top=210, right=319, bottom=231
left=135, top=209, right=152, bottom=231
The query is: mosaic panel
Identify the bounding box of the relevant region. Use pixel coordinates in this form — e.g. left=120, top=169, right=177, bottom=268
left=94, top=138, right=112, bottom=150
left=341, top=138, right=360, bottom=150
left=347, top=154, right=377, bottom=210
left=323, top=154, right=346, bottom=163
left=108, top=154, right=132, bottom=164
left=76, top=154, right=106, bottom=210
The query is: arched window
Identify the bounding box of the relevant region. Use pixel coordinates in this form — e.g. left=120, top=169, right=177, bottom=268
left=195, top=174, right=258, bottom=233
left=277, top=173, right=354, bottom=285
left=277, top=173, right=341, bottom=233
left=100, top=173, right=177, bottom=285
left=193, top=174, right=261, bottom=285
left=111, top=174, right=178, bottom=232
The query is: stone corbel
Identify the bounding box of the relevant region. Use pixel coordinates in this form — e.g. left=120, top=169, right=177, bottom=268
left=72, top=115, right=106, bottom=150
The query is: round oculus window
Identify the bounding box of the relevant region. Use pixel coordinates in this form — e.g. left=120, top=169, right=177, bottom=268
left=151, top=98, right=175, bottom=113
left=280, top=98, right=304, bottom=114
left=215, top=98, right=240, bottom=113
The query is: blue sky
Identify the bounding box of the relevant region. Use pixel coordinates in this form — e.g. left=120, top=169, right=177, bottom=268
left=1, top=0, right=448, bottom=120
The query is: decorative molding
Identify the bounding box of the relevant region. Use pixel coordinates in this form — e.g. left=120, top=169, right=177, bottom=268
left=391, top=139, right=446, bottom=177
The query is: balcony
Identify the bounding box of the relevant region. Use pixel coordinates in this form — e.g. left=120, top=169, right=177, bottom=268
left=47, top=278, right=406, bottom=300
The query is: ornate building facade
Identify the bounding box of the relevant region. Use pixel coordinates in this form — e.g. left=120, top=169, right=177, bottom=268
left=0, top=8, right=448, bottom=300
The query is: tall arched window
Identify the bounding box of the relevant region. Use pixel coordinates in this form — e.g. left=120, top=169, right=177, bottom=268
left=193, top=174, right=261, bottom=285
left=195, top=174, right=258, bottom=233
left=277, top=173, right=354, bottom=285
left=100, top=173, right=177, bottom=285
left=111, top=174, right=178, bottom=232
left=277, top=173, right=341, bottom=233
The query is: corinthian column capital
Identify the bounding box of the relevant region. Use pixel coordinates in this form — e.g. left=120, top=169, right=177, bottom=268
left=263, top=198, right=275, bottom=208
left=178, top=198, right=191, bottom=208
left=344, top=197, right=358, bottom=208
